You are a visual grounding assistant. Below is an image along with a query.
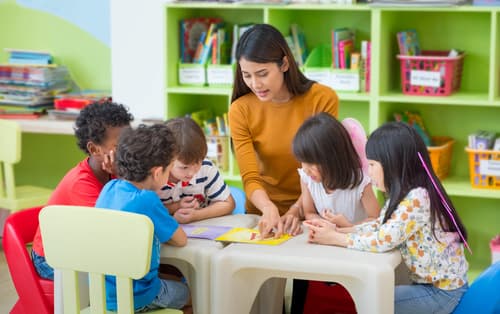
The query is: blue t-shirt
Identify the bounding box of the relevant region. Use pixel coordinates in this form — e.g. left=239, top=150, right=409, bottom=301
left=95, top=179, right=179, bottom=311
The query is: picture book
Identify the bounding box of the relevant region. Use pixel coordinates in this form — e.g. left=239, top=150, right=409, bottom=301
left=396, top=29, right=421, bottom=56
left=215, top=227, right=292, bottom=245
left=332, top=28, right=355, bottom=69
left=180, top=224, right=232, bottom=240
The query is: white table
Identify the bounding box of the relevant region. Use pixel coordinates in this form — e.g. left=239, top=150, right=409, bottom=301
left=211, top=230, right=402, bottom=314
left=54, top=214, right=259, bottom=314
left=160, top=214, right=259, bottom=314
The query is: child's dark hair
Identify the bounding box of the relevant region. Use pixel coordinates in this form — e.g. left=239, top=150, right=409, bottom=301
left=366, top=122, right=467, bottom=241
left=116, top=124, right=178, bottom=182
left=165, top=117, right=207, bottom=165
left=74, top=100, right=133, bottom=154
left=292, top=112, right=363, bottom=190
left=231, top=23, right=314, bottom=102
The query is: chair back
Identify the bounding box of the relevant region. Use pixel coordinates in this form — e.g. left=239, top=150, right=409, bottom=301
left=40, top=205, right=157, bottom=314
left=229, top=186, right=246, bottom=214
left=452, top=261, right=500, bottom=313
left=2, top=206, right=53, bottom=314
left=0, top=119, right=22, bottom=201
left=0, top=119, right=52, bottom=212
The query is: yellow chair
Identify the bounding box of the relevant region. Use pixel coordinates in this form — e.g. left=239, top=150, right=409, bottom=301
left=39, top=205, right=182, bottom=314
left=0, top=119, right=52, bottom=212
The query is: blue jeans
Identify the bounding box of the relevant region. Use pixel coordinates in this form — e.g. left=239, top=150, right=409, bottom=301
left=395, top=283, right=468, bottom=314
left=31, top=249, right=54, bottom=280
left=136, top=279, right=190, bottom=312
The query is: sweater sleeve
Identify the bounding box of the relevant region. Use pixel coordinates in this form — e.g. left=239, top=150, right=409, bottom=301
left=228, top=100, right=263, bottom=197
left=347, top=188, right=430, bottom=253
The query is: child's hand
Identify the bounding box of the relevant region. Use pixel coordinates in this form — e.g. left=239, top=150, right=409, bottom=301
left=303, top=219, right=340, bottom=246
left=101, top=150, right=116, bottom=175
left=322, top=210, right=352, bottom=228
left=179, top=196, right=200, bottom=209
left=174, top=207, right=197, bottom=224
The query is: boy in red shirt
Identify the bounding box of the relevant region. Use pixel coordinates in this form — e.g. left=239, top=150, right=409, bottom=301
left=31, top=100, right=133, bottom=279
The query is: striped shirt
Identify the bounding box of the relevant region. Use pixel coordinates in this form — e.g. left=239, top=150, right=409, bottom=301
left=158, top=159, right=230, bottom=207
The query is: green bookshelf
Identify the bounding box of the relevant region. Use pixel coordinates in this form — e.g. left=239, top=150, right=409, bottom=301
left=111, top=2, right=500, bottom=279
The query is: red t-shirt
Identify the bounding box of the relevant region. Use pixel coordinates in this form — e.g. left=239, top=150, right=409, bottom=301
left=32, top=158, right=105, bottom=256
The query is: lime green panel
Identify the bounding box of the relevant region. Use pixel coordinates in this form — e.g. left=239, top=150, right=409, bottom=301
left=338, top=100, right=370, bottom=130
left=166, top=93, right=230, bottom=119
left=15, top=134, right=85, bottom=189
left=268, top=9, right=371, bottom=52
left=0, top=2, right=110, bottom=90
left=378, top=102, right=500, bottom=178
left=453, top=196, right=500, bottom=278
left=379, top=11, right=490, bottom=95
left=166, top=7, right=264, bottom=87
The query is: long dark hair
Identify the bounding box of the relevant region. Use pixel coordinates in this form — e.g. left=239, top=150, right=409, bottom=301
left=292, top=113, right=362, bottom=190
left=366, top=122, right=467, bottom=242
left=231, top=24, right=314, bottom=102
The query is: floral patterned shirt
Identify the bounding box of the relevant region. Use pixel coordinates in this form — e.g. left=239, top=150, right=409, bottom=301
left=346, top=187, right=468, bottom=290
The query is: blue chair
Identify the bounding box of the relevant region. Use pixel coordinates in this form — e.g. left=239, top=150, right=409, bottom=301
left=453, top=261, right=500, bottom=313
left=229, top=186, right=246, bottom=214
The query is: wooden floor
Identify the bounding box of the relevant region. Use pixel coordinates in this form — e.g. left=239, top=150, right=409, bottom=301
left=0, top=241, right=18, bottom=314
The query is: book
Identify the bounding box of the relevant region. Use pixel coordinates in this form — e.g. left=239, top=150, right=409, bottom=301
left=180, top=17, right=223, bottom=63
left=332, top=28, right=355, bottom=69
left=396, top=29, right=421, bottom=56
left=180, top=224, right=233, bottom=240
left=215, top=227, right=292, bottom=245
left=338, top=39, right=354, bottom=69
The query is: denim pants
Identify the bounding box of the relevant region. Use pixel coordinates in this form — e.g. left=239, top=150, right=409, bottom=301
left=395, top=283, right=468, bottom=314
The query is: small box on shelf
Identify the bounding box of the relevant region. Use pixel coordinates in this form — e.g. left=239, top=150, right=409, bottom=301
left=465, top=147, right=500, bottom=190
left=178, top=61, right=206, bottom=86
left=397, top=50, right=465, bottom=96
left=206, top=64, right=234, bottom=87
left=427, top=136, right=455, bottom=180
left=303, top=45, right=360, bottom=92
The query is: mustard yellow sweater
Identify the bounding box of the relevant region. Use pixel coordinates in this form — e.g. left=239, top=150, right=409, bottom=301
left=229, top=83, right=339, bottom=215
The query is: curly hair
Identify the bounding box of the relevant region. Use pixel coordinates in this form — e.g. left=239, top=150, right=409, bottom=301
left=116, top=124, right=179, bottom=182
left=74, top=100, right=134, bottom=154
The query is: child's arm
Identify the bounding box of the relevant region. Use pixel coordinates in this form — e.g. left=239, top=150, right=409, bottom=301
left=360, top=183, right=381, bottom=220
left=166, top=225, right=188, bottom=247
left=174, top=195, right=235, bottom=223
left=301, top=180, right=322, bottom=220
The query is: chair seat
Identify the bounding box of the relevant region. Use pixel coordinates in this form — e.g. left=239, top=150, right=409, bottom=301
left=0, top=185, right=52, bottom=212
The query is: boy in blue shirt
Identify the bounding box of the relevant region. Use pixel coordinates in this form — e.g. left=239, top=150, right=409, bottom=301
left=95, top=124, right=192, bottom=313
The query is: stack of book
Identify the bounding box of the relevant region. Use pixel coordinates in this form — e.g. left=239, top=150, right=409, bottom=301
left=0, top=62, right=71, bottom=119
left=48, top=90, right=111, bottom=120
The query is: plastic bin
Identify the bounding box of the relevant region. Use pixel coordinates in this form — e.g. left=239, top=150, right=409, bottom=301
left=465, top=147, right=500, bottom=189
left=428, top=136, right=455, bottom=180
left=397, top=50, right=465, bottom=96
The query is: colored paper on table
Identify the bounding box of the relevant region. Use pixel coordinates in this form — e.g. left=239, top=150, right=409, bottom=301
left=215, top=227, right=291, bottom=245
left=180, top=224, right=232, bottom=240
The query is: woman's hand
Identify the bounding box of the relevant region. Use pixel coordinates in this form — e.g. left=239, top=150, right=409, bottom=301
left=303, top=219, right=348, bottom=247
left=281, top=213, right=303, bottom=236
left=258, top=205, right=282, bottom=239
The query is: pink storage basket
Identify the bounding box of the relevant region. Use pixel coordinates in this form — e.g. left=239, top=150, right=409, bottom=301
left=397, top=50, right=465, bottom=96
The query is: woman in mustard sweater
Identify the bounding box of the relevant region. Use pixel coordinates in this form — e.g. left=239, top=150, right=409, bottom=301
left=229, top=24, right=339, bottom=314
left=229, top=24, right=339, bottom=238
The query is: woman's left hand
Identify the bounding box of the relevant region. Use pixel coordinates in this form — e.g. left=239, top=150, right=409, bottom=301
left=281, top=214, right=302, bottom=236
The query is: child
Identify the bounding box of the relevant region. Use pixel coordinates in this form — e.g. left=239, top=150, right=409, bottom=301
left=95, top=124, right=192, bottom=313
left=292, top=112, right=380, bottom=227
left=31, top=100, right=133, bottom=280
left=157, top=117, right=235, bottom=224
left=304, top=122, right=469, bottom=314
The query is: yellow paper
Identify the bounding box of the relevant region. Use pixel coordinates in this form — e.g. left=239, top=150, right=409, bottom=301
left=215, top=227, right=291, bottom=245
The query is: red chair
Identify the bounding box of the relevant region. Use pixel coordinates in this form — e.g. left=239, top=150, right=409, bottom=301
left=2, top=206, right=53, bottom=314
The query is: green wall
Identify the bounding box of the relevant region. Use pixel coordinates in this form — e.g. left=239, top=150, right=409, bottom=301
left=0, top=1, right=110, bottom=188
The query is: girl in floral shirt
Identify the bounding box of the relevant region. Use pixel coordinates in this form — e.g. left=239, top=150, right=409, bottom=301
left=304, top=122, right=469, bottom=314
